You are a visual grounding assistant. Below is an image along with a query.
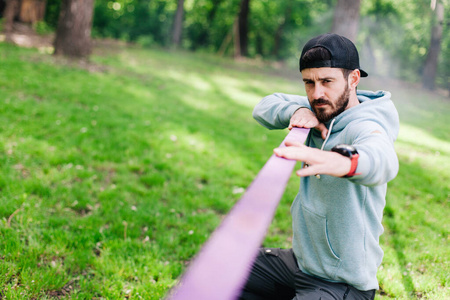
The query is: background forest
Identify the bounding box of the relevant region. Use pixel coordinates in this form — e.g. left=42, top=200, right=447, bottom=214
left=1, top=0, right=449, bottom=92
left=0, top=0, right=449, bottom=299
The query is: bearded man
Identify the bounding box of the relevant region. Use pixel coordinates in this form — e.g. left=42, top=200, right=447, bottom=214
left=239, top=33, right=399, bottom=300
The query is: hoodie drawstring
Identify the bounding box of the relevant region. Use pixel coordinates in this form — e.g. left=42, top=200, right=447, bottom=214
left=320, top=118, right=336, bottom=151
left=314, top=118, right=336, bottom=179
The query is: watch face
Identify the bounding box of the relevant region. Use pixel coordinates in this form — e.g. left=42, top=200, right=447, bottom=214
left=331, top=144, right=358, bottom=157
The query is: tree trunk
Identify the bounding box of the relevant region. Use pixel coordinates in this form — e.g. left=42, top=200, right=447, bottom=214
left=233, top=17, right=241, bottom=58
left=53, top=0, right=95, bottom=58
left=422, top=0, right=444, bottom=90
left=218, top=24, right=233, bottom=57
left=237, top=0, right=250, bottom=57
left=273, top=23, right=284, bottom=59
left=172, top=0, right=185, bottom=47
left=331, top=0, right=361, bottom=42
left=19, top=0, right=47, bottom=23
left=3, top=0, right=19, bottom=42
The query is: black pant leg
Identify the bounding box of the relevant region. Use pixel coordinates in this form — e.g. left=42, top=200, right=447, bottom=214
left=293, top=268, right=376, bottom=300
left=239, top=248, right=298, bottom=300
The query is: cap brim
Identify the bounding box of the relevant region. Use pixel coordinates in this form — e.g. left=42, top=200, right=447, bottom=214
left=360, top=69, right=368, bottom=77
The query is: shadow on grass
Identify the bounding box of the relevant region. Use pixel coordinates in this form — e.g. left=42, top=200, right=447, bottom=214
left=382, top=156, right=449, bottom=298
left=382, top=205, right=417, bottom=297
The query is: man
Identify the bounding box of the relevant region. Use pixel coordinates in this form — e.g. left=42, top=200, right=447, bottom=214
left=239, top=33, right=399, bottom=299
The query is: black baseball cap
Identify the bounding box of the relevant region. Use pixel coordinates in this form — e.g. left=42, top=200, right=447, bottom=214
left=299, top=33, right=368, bottom=77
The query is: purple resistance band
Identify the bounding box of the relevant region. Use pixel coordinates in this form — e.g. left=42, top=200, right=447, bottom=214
left=167, top=127, right=310, bottom=300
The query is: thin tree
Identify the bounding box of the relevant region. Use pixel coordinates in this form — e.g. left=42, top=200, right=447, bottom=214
left=235, top=0, right=250, bottom=58
left=3, top=0, right=19, bottom=42
left=53, top=0, right=95, bottom=58
left=218, top=18, right=235, bottom=57
left=172, top=0, right=185, bottom=47
left=233, top=17, right=241, bottom=58
left=422, top=0, right=445, bottom=90
left=331, top=0, right=361, bottom=42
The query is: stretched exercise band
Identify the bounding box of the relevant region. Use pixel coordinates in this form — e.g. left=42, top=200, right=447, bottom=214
left=167, top=127, right=310, bottom=300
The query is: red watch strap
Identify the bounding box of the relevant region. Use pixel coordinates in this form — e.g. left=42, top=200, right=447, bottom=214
left=346, top=153, right=360, bottom=177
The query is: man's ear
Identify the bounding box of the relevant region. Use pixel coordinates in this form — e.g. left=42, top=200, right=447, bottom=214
left=349, top=69, right=360, bottom=90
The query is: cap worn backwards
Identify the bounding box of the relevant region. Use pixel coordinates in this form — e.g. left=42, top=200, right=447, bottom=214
left=299, top=33, right=368, bottom=77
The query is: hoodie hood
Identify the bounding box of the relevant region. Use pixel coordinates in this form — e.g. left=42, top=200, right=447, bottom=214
left=328, top=90, right=399, bottom=142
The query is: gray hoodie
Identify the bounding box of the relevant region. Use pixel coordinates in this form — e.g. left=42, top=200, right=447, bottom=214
left=253, top=90, right=399, bottom=291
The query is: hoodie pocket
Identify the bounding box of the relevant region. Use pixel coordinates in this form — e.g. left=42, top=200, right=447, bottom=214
left=301, top=205, right=342, bottom=279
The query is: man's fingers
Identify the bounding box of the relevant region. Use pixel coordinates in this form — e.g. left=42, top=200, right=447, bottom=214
left=289, top=119, right=309, bottom=130
left=289, top=108, right=321, bottom=130
left=274, top=144, right=340, bottom=177
left=284, top=140, right=304, bottom=147
left=274, top=141, right=317, bottom=162
left=289, top=108, right=331, bottom=141
left=290, top=119, right=318, bottom=130
left=296, top=165, right=320, bottom=177
left=274, top=146, right=305, bottom=161
left=315, top=123, right=328, bottom=140
left=305, top=119, right=319, bottom=128
left=290, top=122, right=327, bottom=140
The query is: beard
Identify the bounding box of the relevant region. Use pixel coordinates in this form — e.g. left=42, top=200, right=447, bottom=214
left=311, top=85, right=350, bottom=123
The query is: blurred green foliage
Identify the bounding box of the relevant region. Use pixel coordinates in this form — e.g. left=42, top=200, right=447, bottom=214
left=36, top=0, right=450, bottom=92
left=41, top=0, right=450, bottom=89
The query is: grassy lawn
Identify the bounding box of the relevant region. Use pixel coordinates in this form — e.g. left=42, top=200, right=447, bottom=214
left=0, top=41, right=448, bottom=299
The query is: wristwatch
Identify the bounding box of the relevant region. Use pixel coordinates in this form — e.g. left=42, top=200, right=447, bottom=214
left=331, top=144, right=360, bottom=177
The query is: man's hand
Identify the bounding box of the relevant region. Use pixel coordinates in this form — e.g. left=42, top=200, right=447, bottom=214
left=274, top=140, right=351, bottom=177
left=289, top=108, right=328, bottom=139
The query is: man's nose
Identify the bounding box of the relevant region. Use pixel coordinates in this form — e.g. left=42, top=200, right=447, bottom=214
left=311, top=84, right=325, bottom=100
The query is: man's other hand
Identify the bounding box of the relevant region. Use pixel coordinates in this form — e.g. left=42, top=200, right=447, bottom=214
left=289, top=108, right=328, bottom=139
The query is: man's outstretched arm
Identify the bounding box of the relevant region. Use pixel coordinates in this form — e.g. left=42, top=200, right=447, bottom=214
left=274, top=140, right=351, bottom=177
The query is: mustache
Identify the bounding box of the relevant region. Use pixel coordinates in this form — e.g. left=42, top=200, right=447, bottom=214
left=312, top=98, right=332, bottom=106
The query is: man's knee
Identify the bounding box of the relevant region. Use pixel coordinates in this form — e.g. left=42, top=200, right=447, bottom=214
left=238, top=248, right=296, bottom=300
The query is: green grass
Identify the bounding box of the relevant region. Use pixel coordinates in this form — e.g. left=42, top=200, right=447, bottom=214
left=0, top=41, right=448, bottom=299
